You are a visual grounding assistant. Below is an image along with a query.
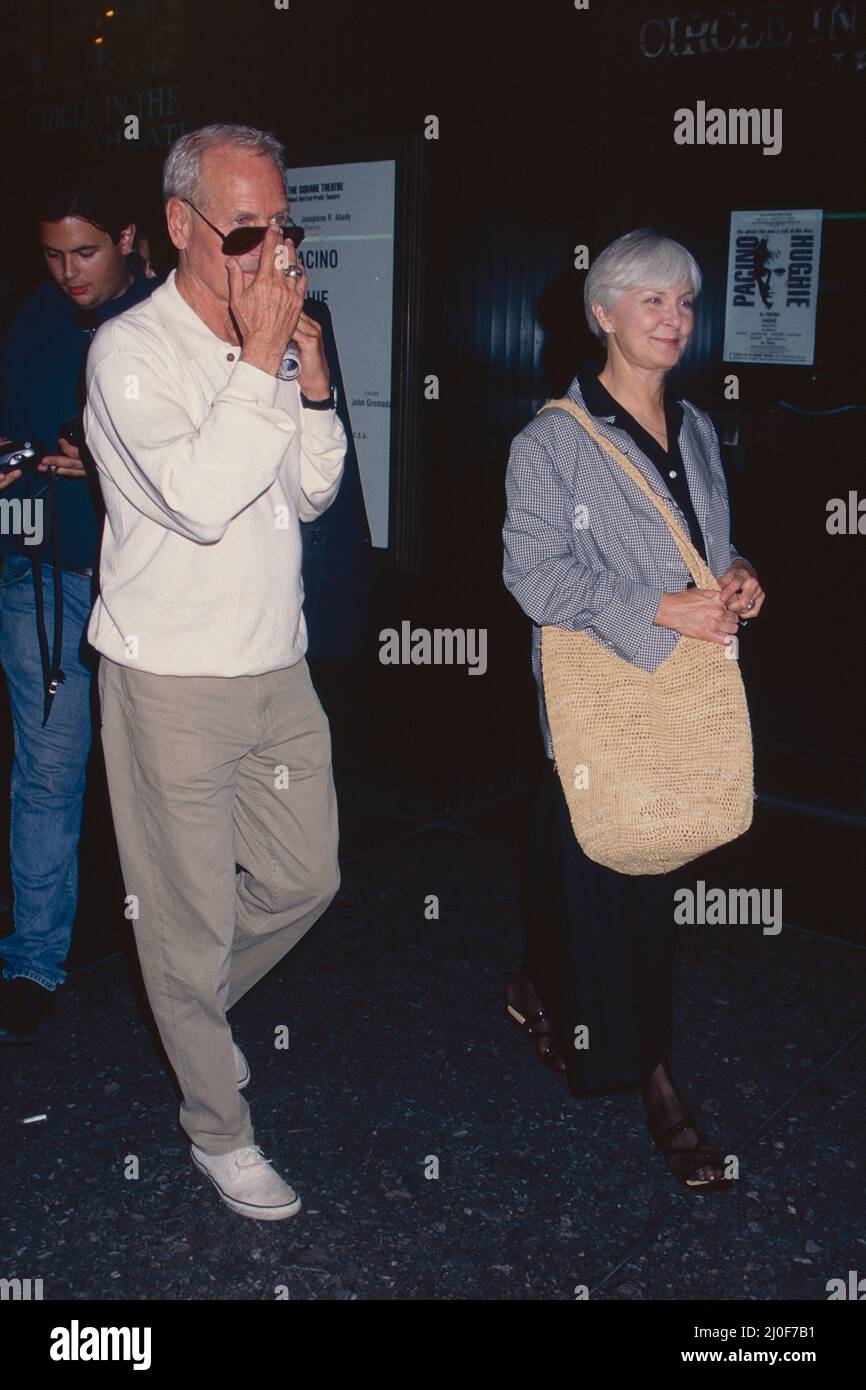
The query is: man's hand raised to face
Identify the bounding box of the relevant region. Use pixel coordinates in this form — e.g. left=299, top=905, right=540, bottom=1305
left=227, top=225, right=306, bottom=378
left=227, top=227, right=332, bottom=398
left=292, top=309, right=331, bottom=401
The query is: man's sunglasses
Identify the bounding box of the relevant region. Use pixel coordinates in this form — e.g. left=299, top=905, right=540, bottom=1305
left=183, top=199, right=305, bottom=255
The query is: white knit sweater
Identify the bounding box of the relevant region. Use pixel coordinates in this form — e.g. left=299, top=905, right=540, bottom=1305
left=83, top=271, right=346, bottom=677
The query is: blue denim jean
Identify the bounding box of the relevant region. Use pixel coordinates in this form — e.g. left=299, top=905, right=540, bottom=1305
left=0, top=553, right=96, bottom=989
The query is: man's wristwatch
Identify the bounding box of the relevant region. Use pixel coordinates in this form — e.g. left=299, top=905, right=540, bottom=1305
left=300, top=384, right=337, bottom=410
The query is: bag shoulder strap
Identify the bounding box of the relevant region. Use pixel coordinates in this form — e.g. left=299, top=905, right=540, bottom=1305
left=538, top=397, right=717, bottom=591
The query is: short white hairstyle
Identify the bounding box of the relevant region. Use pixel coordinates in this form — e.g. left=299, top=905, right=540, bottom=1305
left=162, top=123, right=289, bottom=210
left=584, top=229, right=702, bottom=340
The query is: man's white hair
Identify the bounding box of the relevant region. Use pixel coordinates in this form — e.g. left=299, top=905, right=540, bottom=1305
left=162, top=123, right=289, bottom=210
left=584, top=229, right=702, bottom=340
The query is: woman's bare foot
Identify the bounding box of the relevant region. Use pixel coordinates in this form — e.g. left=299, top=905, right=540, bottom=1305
left=505, top=969, right=567, bottom=1072
left=643, top=1060, right=730, bottom=1188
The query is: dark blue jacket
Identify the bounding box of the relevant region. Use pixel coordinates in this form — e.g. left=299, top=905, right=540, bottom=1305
left=0, top=260, right=156, bottom=570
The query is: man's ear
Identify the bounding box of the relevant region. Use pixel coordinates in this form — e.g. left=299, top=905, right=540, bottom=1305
left=165, top=196, right=190, bottom=252
left=118, top=222, right=137, bottom=255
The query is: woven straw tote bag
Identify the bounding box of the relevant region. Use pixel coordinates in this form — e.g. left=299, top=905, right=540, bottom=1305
left=537, top=398, right=754, bottom=876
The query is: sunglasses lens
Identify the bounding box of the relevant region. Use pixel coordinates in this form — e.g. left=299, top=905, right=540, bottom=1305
left=221, top=226, right=267, bottom=256
left=221, top=225, right=305, bottom=254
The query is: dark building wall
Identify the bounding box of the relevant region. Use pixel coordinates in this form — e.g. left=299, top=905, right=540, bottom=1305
left=0, top=0, right=863, bottom=817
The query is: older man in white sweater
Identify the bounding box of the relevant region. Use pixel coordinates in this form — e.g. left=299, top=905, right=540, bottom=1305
left=84, top=125, right=347, bottom=1220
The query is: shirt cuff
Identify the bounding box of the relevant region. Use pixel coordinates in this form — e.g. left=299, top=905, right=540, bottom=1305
left=300, top=404, right=345, bottom=441
left=229, top=358, right=281, bottom=408
left=588, top=580, right=666, bottom=665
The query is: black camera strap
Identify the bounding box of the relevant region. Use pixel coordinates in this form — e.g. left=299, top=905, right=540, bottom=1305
left=21, top=309, right=108, bottom=724
left=28, top=312, right=102, bottom=725
left=28, top=469, right=65, bottom=727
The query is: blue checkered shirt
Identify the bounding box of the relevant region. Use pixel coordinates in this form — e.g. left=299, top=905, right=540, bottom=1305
left=503, top=372, right=747, bottom=758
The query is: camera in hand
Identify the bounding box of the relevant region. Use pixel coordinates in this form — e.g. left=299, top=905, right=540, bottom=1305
left=0, top=418, right=83, bottom=475
left=0, top=440, right=42, bottom=475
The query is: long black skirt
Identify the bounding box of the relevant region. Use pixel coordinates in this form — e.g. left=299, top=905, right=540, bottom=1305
left=521, top=752, right=678, bottom=1097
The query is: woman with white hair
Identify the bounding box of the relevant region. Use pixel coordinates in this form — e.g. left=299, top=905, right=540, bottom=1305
left=502, top=228, right=765, bottom=1190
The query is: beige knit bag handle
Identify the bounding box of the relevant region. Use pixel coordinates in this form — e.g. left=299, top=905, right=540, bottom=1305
left=538, top=398, right=719, bottom=591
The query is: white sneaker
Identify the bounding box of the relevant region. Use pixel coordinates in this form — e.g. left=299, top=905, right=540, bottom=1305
left=233, top=1042, right=250, bottom=1090
left=190, top=1143, right=302, bottom=1221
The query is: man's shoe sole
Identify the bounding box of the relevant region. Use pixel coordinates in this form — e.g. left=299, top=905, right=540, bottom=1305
left=190, top=1149, right=302, bottom=1221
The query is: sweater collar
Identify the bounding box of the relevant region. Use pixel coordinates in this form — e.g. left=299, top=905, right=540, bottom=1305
left=152, top=269, right=238, bottom=358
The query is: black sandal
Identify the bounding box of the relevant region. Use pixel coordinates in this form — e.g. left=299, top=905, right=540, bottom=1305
left=650, top=1110, right=734, bottom=1192
left=505, top=999, right=566, bottom=1072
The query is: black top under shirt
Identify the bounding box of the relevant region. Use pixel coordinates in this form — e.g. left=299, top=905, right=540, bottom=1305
left=578, top=365, right=708, bottom=565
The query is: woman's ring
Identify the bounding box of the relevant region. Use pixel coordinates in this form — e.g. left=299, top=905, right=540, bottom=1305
left=284, top=265, right=303, bottom=280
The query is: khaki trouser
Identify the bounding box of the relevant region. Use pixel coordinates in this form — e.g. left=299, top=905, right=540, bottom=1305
left=96, top=655, right=339, bottom=1154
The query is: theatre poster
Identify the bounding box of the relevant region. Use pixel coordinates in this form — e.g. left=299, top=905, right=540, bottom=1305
left=723, top=210, right=823, bottom=366
left=284, top=159, right=396, bottom=548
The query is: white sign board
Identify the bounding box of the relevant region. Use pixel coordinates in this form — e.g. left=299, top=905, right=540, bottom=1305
left=284, top=159, right=396, bottom=548
left=723, top=209, right=823, bottom=365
